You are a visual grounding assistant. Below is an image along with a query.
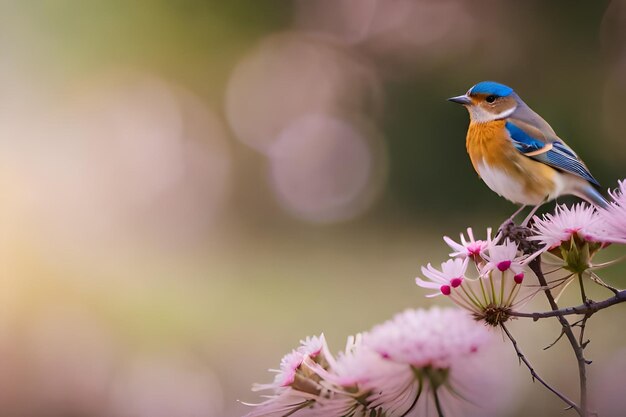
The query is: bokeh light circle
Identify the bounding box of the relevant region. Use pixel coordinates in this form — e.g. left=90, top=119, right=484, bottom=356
left=226, top=32, right=383, bottom=153
left=268, top=114, right=387, bottom=223
left=21, top=70, right=233, bottom=251
left=293, top=0, right=380, bottom=44
left=294, top=0, right=482, bottom=75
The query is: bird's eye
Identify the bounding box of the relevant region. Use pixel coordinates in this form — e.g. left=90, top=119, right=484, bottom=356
left=485, top=95, right=497, bottom=103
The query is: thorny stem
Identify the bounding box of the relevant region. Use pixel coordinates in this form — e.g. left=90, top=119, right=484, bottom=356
left=529, top=258, right=588, bottom=417
left=501, top=323, right=581, bottom=414
left=575, top=315, right=591, bottom=354
left=508, top=289, right=626, bottom=320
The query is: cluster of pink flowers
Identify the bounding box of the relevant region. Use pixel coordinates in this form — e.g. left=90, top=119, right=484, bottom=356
left=416, top=179, right=626, bottom=322
left=524, top=182, right=626, bottom=298
left=416, top=228, right=532, bottom=325
left=245, top=307, right=491, bottom=417
left=246, top=179, right=626, bottom=416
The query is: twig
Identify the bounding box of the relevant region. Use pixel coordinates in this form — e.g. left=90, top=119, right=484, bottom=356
left=529, top=258, right=589, bottom=417
left=501, top=323, right=581, bottom=414
left=576, top=314, right=592, bottom=358
left=543, top=327, right=566, bottom=351
left=509, top=289, right=626, bottom=320
left=589, top=271, right=620, bottom=295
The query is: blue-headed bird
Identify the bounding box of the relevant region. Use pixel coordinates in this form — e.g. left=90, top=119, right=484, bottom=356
left=448, top=81, right=608, bottom=224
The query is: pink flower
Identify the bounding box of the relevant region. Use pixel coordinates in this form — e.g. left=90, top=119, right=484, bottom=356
left=444, top=227, right=494, bottom=260
left=298, top=334, right=334, bottom=365
left=245, top=309, right=502, bottom=416
left=326, top=335, right=406, bottom=387
left=327, top=335, right=419, bottom=417
left=363, top=307, right=490, bottom=369
left=481, top=240, right=526, bottom=277
left=252, top=334, right=334, bottom=394
left=277, top=350, right=305, bottom=387
left=530, top=203, right=605, bottom=249
left=417, top=239, right=534, bottom=325
left=245, top=334, right=339, bottom=416
left=416, top=258, right=469, bottom=297
left=598, top=179, right=626, bottom=244
left=252, top=350, right=304, bottom=392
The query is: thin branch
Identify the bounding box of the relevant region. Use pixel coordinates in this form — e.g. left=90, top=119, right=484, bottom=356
left=529, top=258, right=589, bottom=417
left=588, top=271, right=620, bottom=295
left=509, top=289, right=626, bottom=320
left=501, top=323, right=581, bottom=414
left=576, top=315, right=592, bottom=357
left=543, top=327, right=566, bottom=351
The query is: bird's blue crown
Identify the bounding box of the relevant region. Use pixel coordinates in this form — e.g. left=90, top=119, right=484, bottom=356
left=469, top=81, right=514, bottom=97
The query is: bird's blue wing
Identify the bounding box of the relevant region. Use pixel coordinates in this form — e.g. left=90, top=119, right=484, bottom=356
left=505, top=121, right=600, bottom=187
left=505, top=121, right=545, bottom=154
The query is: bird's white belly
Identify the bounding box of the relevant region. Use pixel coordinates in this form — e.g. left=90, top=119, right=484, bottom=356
left=477, top=162, right=544, bottom=205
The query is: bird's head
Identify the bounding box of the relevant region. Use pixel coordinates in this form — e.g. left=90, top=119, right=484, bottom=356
left=448, top=81, right=519, bottom=123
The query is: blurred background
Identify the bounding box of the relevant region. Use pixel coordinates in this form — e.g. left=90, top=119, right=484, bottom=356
left=0, top=1, right=624, bottom=416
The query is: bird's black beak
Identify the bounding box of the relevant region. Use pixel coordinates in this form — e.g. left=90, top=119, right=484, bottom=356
left=447, top=94, right=472, bottom=105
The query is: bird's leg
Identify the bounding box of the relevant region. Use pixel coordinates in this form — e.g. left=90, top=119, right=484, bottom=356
left=521, top=196, right=549, bottom=227
left=520, top=205, right=541, bottom=227
left=499, top=205, right=526, bottom=231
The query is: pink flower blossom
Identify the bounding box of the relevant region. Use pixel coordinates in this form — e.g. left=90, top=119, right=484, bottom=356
left=298, top=333, right=332, bottom=360
left=363, top=307, right=490, bottom=369
left=481, top=240, right=526, bottom=277
left=245, top=331, right=421, bottom=417
left=326, top=335, right=406, bottom=387
left=328, top=335, right=419, bottom=417
left=417, top=239, right=534, bottom=325
left=598, top=179, right=626, bottom=244
left=530, top=203, right=606, bottom=249
left=444, top=227, right=494, bottom=260
left=245, top=308, right=498, bottom=416
left=252, top=334, right=333, bottom=393
left=416, top=258, right=469, bottom=297
left=252, top=350, right=304, bottom=392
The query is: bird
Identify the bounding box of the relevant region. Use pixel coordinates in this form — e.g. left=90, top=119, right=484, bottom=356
left=448, top=81, right=608, bottom=225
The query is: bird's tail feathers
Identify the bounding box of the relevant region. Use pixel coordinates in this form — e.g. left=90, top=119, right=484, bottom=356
left=576, top=184, right=609, bottom=209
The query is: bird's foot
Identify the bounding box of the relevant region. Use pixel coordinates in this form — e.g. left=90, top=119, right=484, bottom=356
left=497, top=221, right=541, bottom=255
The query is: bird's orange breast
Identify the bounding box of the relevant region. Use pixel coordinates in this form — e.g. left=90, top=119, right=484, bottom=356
left=466, top=120, right=515, bottom=172
left=465, top=120, right=556, bottom=203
